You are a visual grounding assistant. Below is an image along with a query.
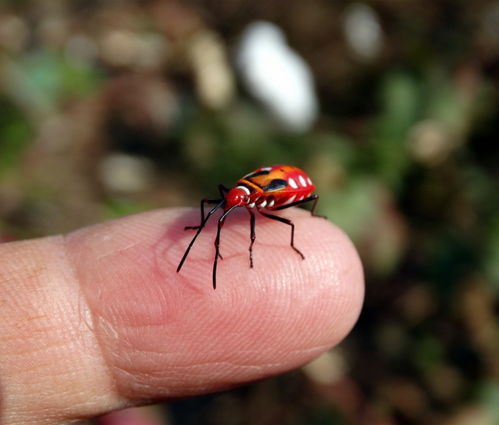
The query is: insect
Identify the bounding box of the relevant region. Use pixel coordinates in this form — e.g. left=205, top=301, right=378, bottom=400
left=177, top=165, right=322, bottom=289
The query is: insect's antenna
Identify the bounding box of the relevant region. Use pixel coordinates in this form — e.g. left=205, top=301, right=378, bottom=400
left=177, top=200, right=224, bottom=273
left=212, top=205, right=238, bottom=289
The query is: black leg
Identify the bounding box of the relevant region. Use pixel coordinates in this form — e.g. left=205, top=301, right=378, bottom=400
left=259, top=211, right=305, bottom=260
left=273, top=194, right=322, bottom=215
left=212, top=205, right=238, bottom=289
left=218, top=184, right=229, bottom=197
left=184, top=185, right=229, bottom=231
left=213, top=219, right=223, bottom=290
left=248, top=209, right=256, bottom=268
left=208, top=185, right=230, bottom=260
left=185, top=198, right=222, bottom=230
left=177, top=200, right=224, bottom=273
left=309, top=195, right=320, bottom=216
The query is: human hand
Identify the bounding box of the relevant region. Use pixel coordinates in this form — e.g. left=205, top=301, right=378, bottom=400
left=0, top=208, right=364, bottom=425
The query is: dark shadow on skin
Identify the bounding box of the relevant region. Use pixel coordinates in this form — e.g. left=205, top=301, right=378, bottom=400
left=153, top=207, right=256, bottom=291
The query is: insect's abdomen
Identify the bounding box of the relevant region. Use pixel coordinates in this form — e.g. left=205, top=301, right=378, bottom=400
left=240, top=165, right=315, bottom=210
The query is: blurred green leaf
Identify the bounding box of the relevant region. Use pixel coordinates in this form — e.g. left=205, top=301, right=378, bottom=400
left=483, top=219, right=499, bottom=293
left=103, top=197, right=151, bottom=219
left=0, top=101, right=31, bottom=172
left=413, top=335, right=444, bottom=371
left=368, top=72, right=421, bottom=189
left=22, top=50, right=101, bottom=103
left=300, top=406, right=346, bottom=425
left=477, top=381, right=499, bottom=424
left=320, top=177, right=383, bottom=241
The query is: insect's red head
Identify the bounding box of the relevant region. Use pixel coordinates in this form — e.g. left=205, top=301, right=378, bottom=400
left=224, top=187, right=250, bottom=209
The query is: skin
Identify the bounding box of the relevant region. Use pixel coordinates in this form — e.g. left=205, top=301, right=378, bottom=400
left=0, top=207, right=364, bottom=425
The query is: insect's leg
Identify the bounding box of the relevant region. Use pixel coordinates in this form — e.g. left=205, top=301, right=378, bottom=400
left=207, top=187, right=230, bottom=253
left=177, top=201, right=224, bottom=273
left=212, top=205, right=238, bottom=289
left=309, top=196, right=327, bottom=218
left=185, top=198, right=222, bottom=230
left=259, top=211, right=305, bottom=260
left=273, top=194, right=326, bottom=218
left=248, top=209, right=256, bottom=268
left=185, top=185, right=228, bottom=231
left=213, top=218, right=223, bottom=290
left=309, top=195, right=320, bottom=216
left=207, top=185, right=229, bottom=259
left=213, top=190, right=228, bottom=260
left=218, top=184, right=229, bottom=197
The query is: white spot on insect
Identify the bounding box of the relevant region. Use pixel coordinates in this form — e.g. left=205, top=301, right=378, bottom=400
left=298, top=175, right=307, bottom=187
left=284, top=194, right=296, bottom=205
left=288, top=177, right=298, bottom=189
left=258, top=200, right=267, bottom=208
left=236, top=185, right=251, bottom=195
left=297, top=195, right=304, bottom=201
left=268, top=199, right=275, bottom=208
left=248, top=202, right=256, bottom=208
left=307, top=177, right=312, bottom=185
left=261, top=166, right=272, bottom=171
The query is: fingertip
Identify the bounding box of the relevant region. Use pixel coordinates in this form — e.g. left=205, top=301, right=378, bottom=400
left=66, top=207, right=364, bottom=401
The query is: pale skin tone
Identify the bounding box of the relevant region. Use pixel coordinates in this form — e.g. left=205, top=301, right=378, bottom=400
left=0, top=207, right=364, bottom=425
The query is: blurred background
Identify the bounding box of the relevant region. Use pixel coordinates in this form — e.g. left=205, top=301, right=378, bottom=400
left=1, top=0, right=498, bottom=424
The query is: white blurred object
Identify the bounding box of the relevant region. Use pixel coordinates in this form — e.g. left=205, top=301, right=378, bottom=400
left=188, top=30, right=235, bottom=110
left=343, top=3, right=383, bottom=61
left=99, top=153, right=154, bottom=193
left=302, top=350, right=347, bottom=385
left=100, top=30, right=141, bottom=67
left=236, top=21, right=318, bottom=132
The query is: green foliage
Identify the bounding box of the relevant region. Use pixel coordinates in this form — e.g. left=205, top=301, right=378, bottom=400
left=103, top=197, right=152, bottom=219
left=478, top=381, right=499, bottom=424
left=22, top=50, right=102, bottom=103
left=0, top=101, right=31, bottom=173
left=368, top=73, right=420, bottom=189
left=484, top=219, right=499, bottom=293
